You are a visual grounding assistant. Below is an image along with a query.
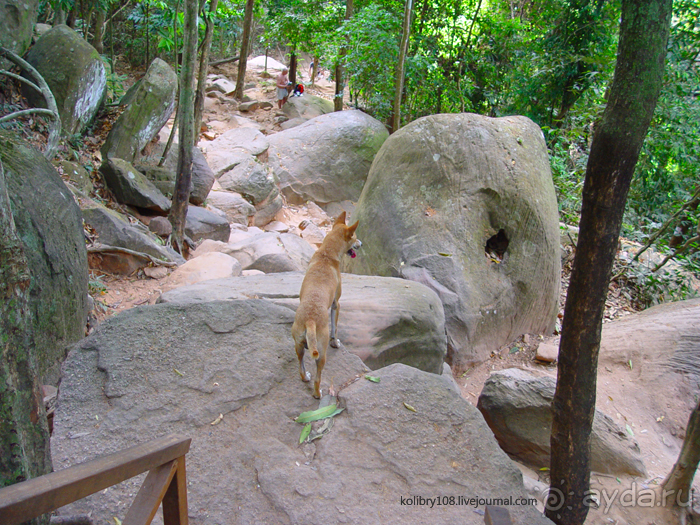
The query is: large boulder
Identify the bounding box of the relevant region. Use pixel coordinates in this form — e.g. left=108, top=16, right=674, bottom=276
left=477, top=368, right=647, bottom=477
left=0, top=0, right=38, bottom=70
left=205, top=189, right=256, bottom=225
left=203, top=127, right=270, bottom=176
left=99, top=158, right=171, bottom=213
left=23, top=24, right=106, bottom=136
left=266, top=110, right=389, bottom=205
left=82, top=204, right=184, bottom=266
left=345, top=113, right=560, bottom=369
left=0, top=131, right=88, bottom=383
left=144, top=146, right=217, bottom=206
left=51, top=300, right=550, bottom=525
left=282, top=94, right=334, bottom=122
left=218, top=157, right=281, bottom=227
left=101, top=58, right=177, bottom=163
left=158, top=272, right=447, bottom=373
left=221, top=232, right=315, bottom=273
left=185, top=205, right=230, bottom=243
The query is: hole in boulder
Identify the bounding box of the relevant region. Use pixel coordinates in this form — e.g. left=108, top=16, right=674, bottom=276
left=486, top=229, right=509, bottom=262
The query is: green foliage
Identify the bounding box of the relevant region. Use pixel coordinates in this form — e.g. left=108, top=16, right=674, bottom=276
left=622, top=0, right=700, bottom=263
left=337, top=4, right=401, bottom=120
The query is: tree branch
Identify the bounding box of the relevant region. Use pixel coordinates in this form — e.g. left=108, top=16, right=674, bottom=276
left=0, top=47, right=61, bottom=159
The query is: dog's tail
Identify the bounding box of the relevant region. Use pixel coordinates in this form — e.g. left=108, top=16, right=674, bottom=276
left=306, top=320, right=319, bottom=359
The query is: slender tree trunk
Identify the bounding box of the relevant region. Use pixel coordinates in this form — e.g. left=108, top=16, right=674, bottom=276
left=0, top=161, right=52, bottom=500
left=546, top=2, right=672, bottom=524
left=145, top=1, right=150, bottom=68
left=663, top=399, right=700, bottom=506
left=289, top=51, right=297, bottom=87
left=334, top=0, right=353, bottom=112
left=173, top=0, right=180, bottom=71
left=391, top=0, right=413, bottom=133
left=234, top=0, right=255, bottom=99
left=93, top=9, right=106, bottom=54
left=168, top=0, right=199, bottom=255
left=194, top=0, right=219, bottom=136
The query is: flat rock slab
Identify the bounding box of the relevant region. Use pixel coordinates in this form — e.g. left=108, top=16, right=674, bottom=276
left=158, top=272, right=447, bottom=373
left=52, top=300, right=550, bottom=525
left=203, top=128, right=270, bottom=176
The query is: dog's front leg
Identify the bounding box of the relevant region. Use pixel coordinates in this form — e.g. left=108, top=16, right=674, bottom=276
left=329, top=300, right=340, bottom=348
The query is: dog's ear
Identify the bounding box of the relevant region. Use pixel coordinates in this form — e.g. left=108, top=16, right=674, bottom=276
left=347, top=220, right=359, bottom=236
left=334, top=211, right=346, bottom=226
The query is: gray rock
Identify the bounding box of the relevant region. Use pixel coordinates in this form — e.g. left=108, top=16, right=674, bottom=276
left=345, top=113, right=560, bottom=368
left=0, top=0, right=38, bottom=70
left=1, top=131, right=89, bottom=383
left=282, top=94, right=334, bottom=121
left=185, top=205, right=230, bottom=243
left=266, top=110, right=388, bottom=205
left=82, top=204, right=184, bottom=265
left=52, top=300, right=549, bottom=525
left=218, top=156, right=277, bottom=205
left=56, top=160, right=93, bottom=194
left=159, top=272, right=447, bottom=373
left=204, top=127, right=270, bottom=176
left=148, top=216, right=172, bottom=237
left=146, top=146, right=216, bottom=206
left=99, top=158, right=171, bottom=213
left=101, top=58, right=177, bottom=163
left=23, top=24, right=106, bottom=136
left=238, top=100, right=260, bottom=112
left=477, top=368, right=647, bottom=477
left=252, top=193, right=283, bottom=228
left=205, top=190, right=256, bottom=225
left=220, top=232, right=315, bottom=273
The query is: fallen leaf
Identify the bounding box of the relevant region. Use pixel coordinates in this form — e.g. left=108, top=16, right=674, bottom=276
left=211, top=413, right=223, bottom=425
left=299, top=423, right=311, bottom=444
left=114, top=519, right=122, bottom=525
left=657, top=415, right=664, bottom=422
left=295, top=404, right=344, bottom=423
left=403, top=402, right=417, bottom=413
left=173, top=368, right=184, bottom=377
left=509, top=346, right=519, bottom=354
left=626, top=424, right=634, bottom=437
left=364, top=375, right=381, bottom=383
left=438, top=252, right=452, bottom=257
left=628, top=359, right=633, bottom=370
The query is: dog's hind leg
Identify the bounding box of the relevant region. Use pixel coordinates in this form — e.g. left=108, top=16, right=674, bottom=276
left=313, top=324, right=329, bottom=398
left=329, top=299, right=340, bottom=348
left=293, top=332, right=311, bottom=383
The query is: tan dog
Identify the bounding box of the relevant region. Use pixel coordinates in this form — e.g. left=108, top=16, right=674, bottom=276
left=292, top=212, right=361, bottom=398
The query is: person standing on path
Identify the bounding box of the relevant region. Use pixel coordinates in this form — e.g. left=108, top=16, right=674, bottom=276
left=276, top=67, right=290, bottom=109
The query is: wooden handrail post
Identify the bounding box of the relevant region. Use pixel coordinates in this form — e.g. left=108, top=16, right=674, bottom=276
left=0, top=434, right=191, bottom=525
left=162, top=456, right=188, bottom=525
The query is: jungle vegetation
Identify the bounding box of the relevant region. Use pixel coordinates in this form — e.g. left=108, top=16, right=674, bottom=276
left=35, top=0, right=700, bottom=281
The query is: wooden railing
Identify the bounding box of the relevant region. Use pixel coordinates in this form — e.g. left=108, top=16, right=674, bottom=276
left=0, top=434, right=191, bottom=525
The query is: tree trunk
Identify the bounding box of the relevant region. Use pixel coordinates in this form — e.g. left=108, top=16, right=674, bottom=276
left=546, top=2, right=672, bottom=524
left=168, top=0, right=199, bottom=255
left=194, top=0, right=218, bottom=136
left=289, top=51, right=297, bottom=87
left=391, top=0, right=413, bottom=133
left=93, top=8, right=106, bottom=54
left=0, top=160, right=52, bottom=500
left=334, top=0, right=353, bottom=112
left=663, top=398, right=700, bottom=506
left=234, top=0, right=255, bottom=100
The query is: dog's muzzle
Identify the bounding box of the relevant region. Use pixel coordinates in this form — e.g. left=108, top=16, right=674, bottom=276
left=347, top=239, right=362, bottom=258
